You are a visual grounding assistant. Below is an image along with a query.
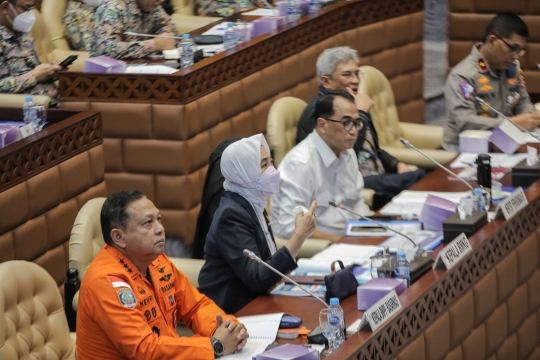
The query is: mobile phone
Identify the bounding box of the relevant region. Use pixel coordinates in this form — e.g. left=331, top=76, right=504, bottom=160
left=59, top=55, right=78, bottom=69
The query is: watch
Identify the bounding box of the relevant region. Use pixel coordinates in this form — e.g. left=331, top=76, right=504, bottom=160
left=210, top=337, right=224, bottom=358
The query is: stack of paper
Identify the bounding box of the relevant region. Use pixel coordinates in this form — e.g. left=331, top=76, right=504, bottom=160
left=450, top=153, right=528, bottom=169
left=379, top=191, right=471, bottom=216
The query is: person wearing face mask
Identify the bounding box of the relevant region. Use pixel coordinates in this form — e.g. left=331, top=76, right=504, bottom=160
left=63, top=0, right=102, bottom=51
left=0, top=0, right=61, bottom=99
left=197, top=134, right=317, bottom=314
left=90, top=0, right=177, bottom=59
left=443, top=13, right=540, bottom=151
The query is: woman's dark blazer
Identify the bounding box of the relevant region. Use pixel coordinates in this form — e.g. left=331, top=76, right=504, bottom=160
left=198, top=191, right=297, bottom=313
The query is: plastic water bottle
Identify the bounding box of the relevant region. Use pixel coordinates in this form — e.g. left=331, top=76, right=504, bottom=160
left=223, top=22, right=236, bottom=50
left=472, top=188, right=486, bottom=211
left=329, top=298, right=345, bottom=347
left=309, top=0, right=320, bottom=13
left=287, top=0, right=298, bottom=22
left=23, top=96, right=36, bottom=126
left=179, top=34, right=196, bottom=68
left=394, top=252, right=411, bottom=287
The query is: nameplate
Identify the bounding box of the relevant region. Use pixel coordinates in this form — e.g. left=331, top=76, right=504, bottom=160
left=19, top=124, right=34, bottom=138
left=359, top=290, right=402, bottom=332
left=499, top=187, right=528, bottom=220
left=433, top=233, right=472, bottom=270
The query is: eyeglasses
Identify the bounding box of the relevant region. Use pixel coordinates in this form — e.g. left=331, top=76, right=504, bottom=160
left=325, top=70, right=363, bottom=80
left=490, top=32, right=526, bottom=56
left=322, top=117, right=363, bottom=132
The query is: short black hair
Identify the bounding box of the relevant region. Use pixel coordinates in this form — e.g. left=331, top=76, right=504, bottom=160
left=313, top=90, right=355, bottom=120
left=483, top=13, right=529, bottom=42
left=101, top=190, right=146, bottom=245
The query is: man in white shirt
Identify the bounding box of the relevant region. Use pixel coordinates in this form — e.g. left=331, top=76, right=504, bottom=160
left=271, top=90, right=370, bottom=242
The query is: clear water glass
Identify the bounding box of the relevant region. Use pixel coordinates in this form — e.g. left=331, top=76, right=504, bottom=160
left=32, top=105, right=47, bottom=132
left=319, top=308, right=339, bottom=356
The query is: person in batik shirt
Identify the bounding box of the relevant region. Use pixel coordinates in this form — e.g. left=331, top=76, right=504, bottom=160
left=196, top=0, right=262, bottom=17
left=63, top=0, right=99, bottom=51
left=91, top=0, right=177, bottom=59
left=0, top=0, right=61, bottom=102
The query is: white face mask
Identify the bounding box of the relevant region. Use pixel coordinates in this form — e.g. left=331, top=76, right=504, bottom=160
left=7, top=3, right=36, bottom=33
left=81, top=0, right=103, bottom=6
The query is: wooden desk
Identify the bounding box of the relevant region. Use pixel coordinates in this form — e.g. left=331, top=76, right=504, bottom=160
left=235, top=168, right=540, bottom=360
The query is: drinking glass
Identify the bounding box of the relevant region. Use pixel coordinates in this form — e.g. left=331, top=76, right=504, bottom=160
left=32, top=105, right=47, bottom=132
left=319, top=308, right=339, bottom=356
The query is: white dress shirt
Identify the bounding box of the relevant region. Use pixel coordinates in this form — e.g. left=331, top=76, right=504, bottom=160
left=271, top=130, right=370, bottom=238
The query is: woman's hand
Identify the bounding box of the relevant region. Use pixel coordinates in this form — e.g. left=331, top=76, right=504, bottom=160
left=285, top=201, right=317, bottom=258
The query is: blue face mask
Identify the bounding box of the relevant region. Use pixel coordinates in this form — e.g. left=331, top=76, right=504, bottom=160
left=244, top=166, right=280, bottom=198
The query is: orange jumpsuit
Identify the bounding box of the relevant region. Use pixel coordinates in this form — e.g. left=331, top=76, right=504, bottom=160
left=77, top=245, right=236, bottom=359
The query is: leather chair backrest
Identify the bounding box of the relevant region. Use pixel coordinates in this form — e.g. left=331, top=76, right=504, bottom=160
left=0, top=261, right=76, bottom=360
left=41, top=0, right=71, bottom=51
left=29, top=9, right=54, bottom=64
left=171, top=0, right=194, bottom=16
left=266, top=97, right=307, bottom=167
left=0, top=94, right=51, bottom=107
left=358, top=65, right=403, bottom=148
left=69, top=197, right=106, bottom=282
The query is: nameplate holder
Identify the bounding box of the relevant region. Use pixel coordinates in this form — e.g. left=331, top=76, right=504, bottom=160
left=19, top=124, right=34, bottom=139
left=359, top=290, right=402, bottom=332
left=494, top=187, right=528, bottom=220
left=433, top=233, right=472, bottom=270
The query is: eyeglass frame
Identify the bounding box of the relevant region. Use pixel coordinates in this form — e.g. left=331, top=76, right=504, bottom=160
left=321, top=116, right=364, bottom=132
left=324, top=69, right=364, bottom=81
left=489, top=32, right=526, bottom=57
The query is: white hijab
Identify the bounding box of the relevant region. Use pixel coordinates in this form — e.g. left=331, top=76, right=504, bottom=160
left=221, top=134, right=277, bottom=254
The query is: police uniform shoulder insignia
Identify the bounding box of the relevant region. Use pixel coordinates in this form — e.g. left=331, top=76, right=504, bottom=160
left=507, top=77, right=518, bottom=85
left=117, top=287, right=137, bottom=308
left=459, top=82, right=474, bottom=100
left=477, top=76, right=489, bottom=85
left=477, top=58, right=488, bottom=72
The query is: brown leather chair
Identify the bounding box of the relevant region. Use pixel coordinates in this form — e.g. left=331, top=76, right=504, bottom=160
left=0, top=261, right=76, bottom=360
left=0, top=94, right=51, bottom=108
left=358, top=66, right=457, bottom=169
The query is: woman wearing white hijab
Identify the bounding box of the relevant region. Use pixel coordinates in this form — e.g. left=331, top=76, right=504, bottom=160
left=198, top=134, right=316, bottom=313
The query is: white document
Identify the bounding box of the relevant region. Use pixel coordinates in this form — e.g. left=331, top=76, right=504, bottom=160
left=222, top=313, right=283, bottom=359
left=379, top=191, right=470, bottom=216
left=124, top=65, right=178, bottom=74
left=202, top=23, right=229, bottom=36
left=242, top=8, right=279, bottom=16
left=450, top=152, right=528, bottom=169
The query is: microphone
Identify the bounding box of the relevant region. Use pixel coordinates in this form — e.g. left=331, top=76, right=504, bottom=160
left=399, top=138, right=475, bottom=192
left=328, top=201, right=418, bottom=248
left=124, top=32, right=184, bottom=40
left=243, top=249, right=329, bottom=308
left=474, top=96, right=540, bottom=143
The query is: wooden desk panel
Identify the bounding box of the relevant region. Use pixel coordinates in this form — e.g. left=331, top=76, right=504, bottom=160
left=235, top=169, right=540, bottom=360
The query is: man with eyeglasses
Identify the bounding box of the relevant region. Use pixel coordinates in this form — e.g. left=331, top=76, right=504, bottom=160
left=296, top=46, right=425, bottom=209
left=443, top=13, right=540, bottom=151
left=271, top=90, right=370, bottom=242
left=0, top=0, right=62, bottom=100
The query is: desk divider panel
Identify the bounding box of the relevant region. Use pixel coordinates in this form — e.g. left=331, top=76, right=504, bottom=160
left=60, top=0, right=424, bottom=246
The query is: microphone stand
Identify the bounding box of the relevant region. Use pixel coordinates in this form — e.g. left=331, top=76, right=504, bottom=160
left=328, top=201, right=418, bottom=249
left=243, top=249, right=329, bottom=308
left=474, top=96, right=540, bottom=143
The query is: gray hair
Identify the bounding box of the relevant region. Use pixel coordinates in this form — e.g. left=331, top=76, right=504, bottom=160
left=316, top=47, right=359, bottom=85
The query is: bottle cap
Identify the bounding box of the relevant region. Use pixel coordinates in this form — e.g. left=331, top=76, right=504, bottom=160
left=397, top=252, right=406, bottom=259
left=182, top=34, right=189, bottom=39
left=25, top=96, right=32, bottom=101
left=228, top=22, right=234, bottom=27
left=473, top=188, right=482, bottom=195
left=329, top=298, right=339, bottom=305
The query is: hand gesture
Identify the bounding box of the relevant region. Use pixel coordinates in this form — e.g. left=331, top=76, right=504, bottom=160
left=346, top=87, right=374, bottom=112
left=213, top=314, right=249, bottom=355
left=153, top=32, right=175, bottom=51
left=33, top=63, right=62, bottom=83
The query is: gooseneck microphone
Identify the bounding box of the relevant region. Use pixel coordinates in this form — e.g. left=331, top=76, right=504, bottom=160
left=243, top=249, right=329, bottom=308
left=474, top=96, right=540, bottom=143
left=328, top=201, right=418, bottom=248
left=399, top=138, right=475, bottom=192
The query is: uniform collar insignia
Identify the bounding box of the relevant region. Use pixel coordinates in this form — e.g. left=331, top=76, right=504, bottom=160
left=477, top=58, right=488, bottom=73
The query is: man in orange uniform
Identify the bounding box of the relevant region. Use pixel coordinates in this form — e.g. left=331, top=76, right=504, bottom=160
left=76, top=190, right=249, bottom=359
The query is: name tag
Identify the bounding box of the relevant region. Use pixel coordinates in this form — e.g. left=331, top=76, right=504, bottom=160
left=359, top=290, right=402, bottom=332
left=499, top=187, right=527, bottom=220
left=433, top=233, right=472, bottom=270
left=19, top=124, right=34, bottom=138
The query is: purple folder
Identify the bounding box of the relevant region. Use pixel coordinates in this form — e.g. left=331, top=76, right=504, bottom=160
left=0, top=126, right=20, bottom=148
left=83, top=56, right=126, bottom=74
left=489, top=126, right=522, bottom=155
left=419, top=194, right=457, bottom=231
left=256, top=344, right=318, bottom=360
left=357, top=278, right=406, bottom=310
left=252, top=17, right=286, bottom=37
